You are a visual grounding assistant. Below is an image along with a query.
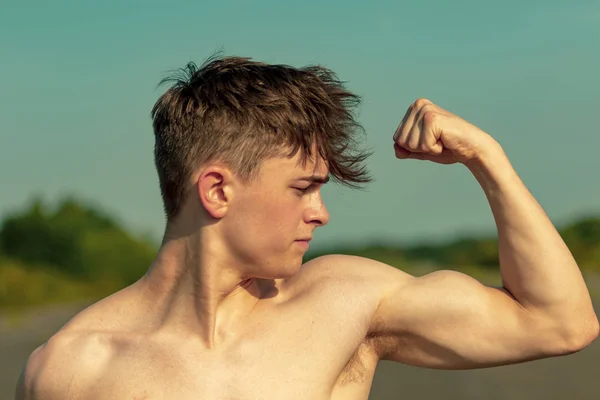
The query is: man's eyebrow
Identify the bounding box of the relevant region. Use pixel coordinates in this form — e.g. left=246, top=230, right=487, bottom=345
left=296, top=175, right=330, bottom=184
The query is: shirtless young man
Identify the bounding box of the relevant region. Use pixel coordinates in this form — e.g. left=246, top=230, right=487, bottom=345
left=16, top=56, right=599, bottom=400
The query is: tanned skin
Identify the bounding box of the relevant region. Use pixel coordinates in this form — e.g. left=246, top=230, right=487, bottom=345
left=16, top=99, right=598, bottom=400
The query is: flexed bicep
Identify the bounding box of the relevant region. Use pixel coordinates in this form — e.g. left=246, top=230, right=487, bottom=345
left=369, top=269, right=574, bottom=370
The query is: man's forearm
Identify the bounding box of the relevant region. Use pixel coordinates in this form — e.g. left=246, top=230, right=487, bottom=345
left=466, top=140, right=598, bottom=336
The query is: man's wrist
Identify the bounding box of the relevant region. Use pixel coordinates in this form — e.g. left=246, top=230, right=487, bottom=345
left=464, top=137, right=516, bottom=193
left=463, top=133, right=506, bottom=169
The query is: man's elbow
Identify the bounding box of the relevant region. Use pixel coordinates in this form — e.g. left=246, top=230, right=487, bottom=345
left=555, top=314, right=600, bottom=355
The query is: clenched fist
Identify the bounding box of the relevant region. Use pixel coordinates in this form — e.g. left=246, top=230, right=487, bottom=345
left=393, top=98, right=499, bottom=165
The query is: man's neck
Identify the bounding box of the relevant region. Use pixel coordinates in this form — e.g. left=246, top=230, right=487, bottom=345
left=137, top=231, right=267, bottom=348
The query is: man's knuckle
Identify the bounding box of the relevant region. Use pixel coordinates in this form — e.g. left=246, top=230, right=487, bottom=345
left=414, top=98, right=431, bottom=108
left=408, top=136, right=420, bottom=149
left=423, top=110, right=437, bottom=125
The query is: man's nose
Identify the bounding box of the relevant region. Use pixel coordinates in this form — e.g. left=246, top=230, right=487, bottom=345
left=306, top=198, right=329, bottom=227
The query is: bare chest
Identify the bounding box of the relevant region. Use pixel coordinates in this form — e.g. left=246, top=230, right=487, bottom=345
left=87, top=310, right=378, bottom=400
left=66, top=273, right=384, bottom=400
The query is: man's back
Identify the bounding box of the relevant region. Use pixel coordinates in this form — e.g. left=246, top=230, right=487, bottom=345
left=16, top=258, right=384, bottom=400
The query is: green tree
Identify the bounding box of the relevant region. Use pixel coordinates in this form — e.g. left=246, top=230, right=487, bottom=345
left=0, top=196, right=157, bottom=282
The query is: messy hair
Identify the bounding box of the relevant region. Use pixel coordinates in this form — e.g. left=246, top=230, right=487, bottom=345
left=151, top=54, right=372, bottom=220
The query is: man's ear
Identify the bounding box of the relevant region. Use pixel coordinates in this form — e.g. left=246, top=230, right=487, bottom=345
left=197, top=166, right=232, bottom=219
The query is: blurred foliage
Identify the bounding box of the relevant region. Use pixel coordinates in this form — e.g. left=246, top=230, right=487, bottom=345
left=0, top=196, right=156, bottom=283
left=0, top=196, right=598, bottom=309
left=401, top=237, right=500, bottom=268
left=312, top=217, right=600, bottom=273
left=0, top=257, right=108, bottom=308
left=0, top=197, right=157, bottom=308
left=560, top=216, right=600, bottom=270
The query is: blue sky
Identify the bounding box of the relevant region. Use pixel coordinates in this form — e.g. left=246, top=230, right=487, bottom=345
left=1, top=0, right=599, bottom=251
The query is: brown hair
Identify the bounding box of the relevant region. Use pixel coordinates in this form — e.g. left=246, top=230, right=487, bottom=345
left=151, top=54, right=372, bottom=220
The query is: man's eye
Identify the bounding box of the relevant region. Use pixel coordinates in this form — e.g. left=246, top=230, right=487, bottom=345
left=294, top=187, right=309, bottom=194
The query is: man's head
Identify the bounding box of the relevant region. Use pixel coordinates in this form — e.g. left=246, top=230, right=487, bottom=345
left=151, top=55, right=371, bottom=219
left=150, top=55, right=372, bottom=275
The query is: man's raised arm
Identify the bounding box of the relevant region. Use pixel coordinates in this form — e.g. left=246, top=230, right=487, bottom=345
left=465, top=133, right=598, bottom=342
left=392, top=98, right=598, bottom=339
left=355, top=98, right=599, bottom=369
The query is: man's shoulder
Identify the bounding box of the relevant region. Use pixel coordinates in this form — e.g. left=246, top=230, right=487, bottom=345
left=286, top=254, right=413, bottom=308
left=17, top=330, right=113, bottom=399
left=295, top=253, right=412, bottom=290
left=290, top=254, right=418, bottom=362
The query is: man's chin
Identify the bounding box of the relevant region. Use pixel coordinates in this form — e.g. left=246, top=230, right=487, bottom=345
left=276, top=260, right=304, bottom=279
